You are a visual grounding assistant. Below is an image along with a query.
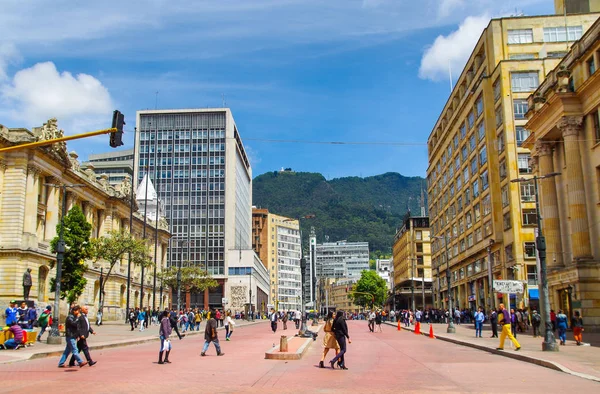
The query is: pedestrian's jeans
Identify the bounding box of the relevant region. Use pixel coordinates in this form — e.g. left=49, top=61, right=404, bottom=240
left=202, top=338, right=221, bottom=354
left=3, top=338, right=19, bottom=349
left=331, top=335, right=346, bottom=367
left=475, top=321, right=483, bottom=337
left=58, top=337, right=83, bottom=366
left=38, top=325, right=48, bottom=340
left=558, top=326, right=567, bottom=343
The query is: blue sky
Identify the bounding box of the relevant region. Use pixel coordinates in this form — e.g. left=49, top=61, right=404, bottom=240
left=0, top=0, right=552, bottom=179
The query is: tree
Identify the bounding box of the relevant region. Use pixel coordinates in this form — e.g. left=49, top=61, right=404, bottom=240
left=157, top=265, right=219, bottom=308
left=350, top=270, right=388, bottom=308
left=50, top=205, right=92, bottom=304
left=90, top=230, right=153, bottom=312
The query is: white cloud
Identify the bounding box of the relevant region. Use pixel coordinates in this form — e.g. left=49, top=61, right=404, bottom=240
left=1, top=61, right=113, bottom=129
left=0, top=43, right=21, bottom=81
left=438, top=0, right=466, bottom=19
left=418, top=14, right=490, bottom=81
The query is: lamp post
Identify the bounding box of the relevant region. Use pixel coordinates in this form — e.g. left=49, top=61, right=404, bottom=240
left=410, top=256, right=416, bottom=312
left=486, top=239, right=495, bottom=311
left=432, top=234, right=455, bottom=333
left=248, top=268, right=254, bottom=321
left=45, top=183, right=86, bottom=345
left=126, top=128, right=137, bottom=323
left=511, top=172, right=560, bottom=352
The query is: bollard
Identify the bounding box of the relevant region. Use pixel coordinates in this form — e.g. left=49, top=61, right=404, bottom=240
left=280, top=335, right=288, bottom=352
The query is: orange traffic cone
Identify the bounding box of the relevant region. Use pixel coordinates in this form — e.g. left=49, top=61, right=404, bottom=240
left=414, top=321, right=421, bottom=335
left=429, top=324, right=435, bottom=339
left=397, top=320, right=401, bottom=331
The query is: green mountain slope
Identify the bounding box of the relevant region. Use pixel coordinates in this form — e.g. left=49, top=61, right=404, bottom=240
left=252, top=171, right=426, bottom=253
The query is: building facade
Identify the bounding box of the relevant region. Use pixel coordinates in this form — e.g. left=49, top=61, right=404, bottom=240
left=426, top=12, right=600, bottom=313
left=325, top=277, right=362, bottom=314
left=0, top=120, right=170, bottom=324
left=84, top=148, right=134, bottom=186
left=225, top=249, right=269, bottom=316
left=524, top=17, right=600, bottom=330
left=316, top=240, right=370, bottom=279
left=376, top=258, right=392, bottom=290
left=392, top=216, right=432, bottom=310
left=135, top=109, right=252, bottom=310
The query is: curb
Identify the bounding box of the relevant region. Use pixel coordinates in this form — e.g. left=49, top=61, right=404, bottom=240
left=384, top=322, right=600, bottom=383
left=3, top=320, right=268, bottom=365
left=264, top=324, right=323, bottom=360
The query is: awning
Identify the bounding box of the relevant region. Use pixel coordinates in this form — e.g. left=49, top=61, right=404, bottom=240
left=529, top=289, right=539, bottom=300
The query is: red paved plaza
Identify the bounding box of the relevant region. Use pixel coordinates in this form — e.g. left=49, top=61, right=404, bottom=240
left=0, top=320, right=597, bottom=393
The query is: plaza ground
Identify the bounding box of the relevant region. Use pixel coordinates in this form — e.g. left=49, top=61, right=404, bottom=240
left=1, top=320, right=599, bottom=393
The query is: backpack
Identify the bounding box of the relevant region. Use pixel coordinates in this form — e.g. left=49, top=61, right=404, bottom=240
left=533, top=314, right=541, bottom=324
left=38, top=312, right=49, bottom=327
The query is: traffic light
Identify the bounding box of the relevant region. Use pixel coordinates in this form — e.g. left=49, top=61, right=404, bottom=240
left=110, top=110, right=125, bottom=148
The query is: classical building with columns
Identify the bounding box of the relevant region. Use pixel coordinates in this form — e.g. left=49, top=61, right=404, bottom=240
left=524, top=17, right=600, bottom=331
left=0, top=119, right=171, bottom=324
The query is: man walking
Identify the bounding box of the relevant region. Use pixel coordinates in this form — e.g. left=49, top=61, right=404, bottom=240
left=201, top=309, right=224, bottom=357
left=58, top=306, right=87, bottom=368
left=531, top=309, right=541, bottom=338
left=270, top=308, right=278, bottom=333
left=368, top=310, right=375, bottom=332
left=496, top=303, right=520, bottom=351
left=37, top=305, right=52, bottom=341
left=282, top=311, right=288, bottom=330
left=489, top=308, right=498, bottom=338
left=69, top=306, right=96, bottom=367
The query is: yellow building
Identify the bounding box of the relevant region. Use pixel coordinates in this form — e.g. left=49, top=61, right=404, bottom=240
left=426, top=12, right=600, bottom=312
left=0, top=119, right=170, bottom=323
left=325, top=278, right=362, bottom=314
left=555, top=0, right=600, bottom=14
left=524, top=17, right=600, bottom=330
left=392, top=216, right=432, bottom=310
left=251, top=208, right=302, bottom=311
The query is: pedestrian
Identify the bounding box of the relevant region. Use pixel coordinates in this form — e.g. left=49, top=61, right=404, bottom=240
left=224, top=311, right=235, bottom=341
left=319, top=311, right=339, bottom=368
left=282, top=311, right=288, bottom=330
left=2, top=321, right=25, bottom=349
left=489, top=308, right=498, bottom=338
left=375, top=311, right=383, bottom=332
left=510, top=308, right=517, bottom=338
left=571, top=311, right=584, bottom=346
left=129, top=309, right=136, bottom=331
left=201, top=309, right=224, bottom=356
left=556, top=309, right=568, bottom=345
left=58, top=305, right=87, bottom=368
left=550, top=309, right=557, bottom=333
left=270, top=308, right=278, bottom=333
left=329, top=310, right=350, bottom=370
left=368, top=310, right=375, bottom=332
left=169, top=310, right=185, bottom=340
left=496, top=303, right=520, bottom=351
left=195, top=309, right=202, bottom=331
left=96, top=307, right=103, bottom=326
left=37, top=305, right=52, bottom=341
left=158, top=311, right=172, bottom=364
left=68, top=306, right=97, bottom=367
left=144, top=308, right=150, bottom=329
left=4, top=300, right=18, bottom=326
left=531, top=310, right=541, bottom=338
left=138, top=309, right=146, bottom=331
left=474, top=307, right=484, bottom=338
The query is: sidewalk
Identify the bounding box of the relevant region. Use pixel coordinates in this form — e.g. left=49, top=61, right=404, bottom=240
left=386, top=321, right=600, bottom=382
left=0, top=318, right=267, bottom=365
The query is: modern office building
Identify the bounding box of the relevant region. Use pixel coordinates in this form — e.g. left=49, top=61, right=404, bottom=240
left=135, top=108, right=252, bottom=309
left=251, top=208, right=302, bottom=312
left=316, top=240, right=370, bottom=279
left=392, top=216, right=432, bottom=310
left=84, top=149, right=134, bottom=186
left=426, top=11, right=600, bottom=312
left=375, top=258, right=393, bottom=290
left=524, top=16, right=600, bottom=330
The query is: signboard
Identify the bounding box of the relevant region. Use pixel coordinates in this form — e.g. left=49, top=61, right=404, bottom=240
left=493, top=280, right=524, bottom=294
left=221, top=298, right=229, bottom=305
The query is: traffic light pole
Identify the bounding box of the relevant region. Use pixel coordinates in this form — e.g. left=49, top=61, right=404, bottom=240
left=0, top=128, right=116, bottom=153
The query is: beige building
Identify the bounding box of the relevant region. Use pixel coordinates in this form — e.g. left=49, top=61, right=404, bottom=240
left=392, top=216, right=432, bottom=310
left=524, top=16, right=600, bottom=330
left=325, top=278, right=362, bottom=314
left=0, top=119, right=170, bottom=323
left=426, top=11, right=600, bottom=312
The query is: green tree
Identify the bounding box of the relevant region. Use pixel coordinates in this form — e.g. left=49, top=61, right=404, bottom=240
left=350, top=270, right=388, bottom=308
left=90, top=230, right=154, bottom=312
left=50, top=205, right=92, bottom=304
left=157, top=265, right=219, bottom=307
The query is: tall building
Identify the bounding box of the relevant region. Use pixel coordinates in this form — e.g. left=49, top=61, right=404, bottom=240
left=555, top=0, right=600, bottom=14
left=392, top=216, right=432, bottom=310
left=426, top=13, right=600, bottom=312
left=135, top=108, right=252, bottom=310
left=251, top=208, right=303, bottom=311
left=376, top=258, right=392, bottom=290
left=84, top=148, right=134, bottom=186
left=325, top=277, right=362, bottom=313
left=316, top=240, right=370, bottom=279
left=524, top=17, right=600, bottom=330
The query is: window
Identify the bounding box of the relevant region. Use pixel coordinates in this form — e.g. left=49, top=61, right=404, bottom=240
left=503, top=212, right=512, bottom=230
left=470, top=157, right=478, bottom=175
left=475, top=228, right=482, bottom=242
left=468, top=112, right=475, bottom=129
left=478, top=123, right=485, bottom=141
left=499, top=160, right=507, bottom=180
left=473, top=180, right=480, bottom=198
left=587, top=57, right=596, bottom=76
left=493, top=79, right=501, bottom=101
left=463, top=167, right=469, bottom=183
left=455, top=156, right=461, bottom=172
left=460, top=123, right=467, bottom=139
left=543, top=26, right=583, bottom=43
left=466, top=212, right=472, bottom=228
left=476, top=96, right=483, bottom=116
left=469, top=134, right=476, bottom=151
left=465, top=190, right=470, bottom=205
left=508, top=29, right=533, bottom=44
left=481, top=170, right=489, bottom=191
left=482, top=194, right=491, bottom=215
left=511, top=72, right=539, bottom=92
left=479, top=146, right=487, bottom=166
left=495, top=106, right=503, bottom=127
left=474, top=203, right=481, bottom=222
left=416, top=230, right=422, bottom=240
left=522, top=209, right=537, bottom=226
left=456, top=176, right=462, bottom=190
left=520, top=180, right=535, bottom=202
left=516, top=127, right=531, bottom=147
left=592, top=109, right=600, bottom=143
left=454, top=135, right=459, bottom=149
left=513, top=99, right=529, bottom=119
left=518, top=153, right=532, bottom=173
left=502, top=185, right=510, bottom=207
left=509, top=53, right=536, bottom=60
left=457, top=196, right=463, bottom=211
left=416, top=244, right=423, bottom=253
left=467, top=234, right=474, bottom=248
left=498, top=133, right=505, bottom=153
left=505, top=243, right=514, bottom=261
left=524, top=242, right=537, bottom=259
left=484, top=220, right=492, bottom=237
left=527, top=265, right=538, bottom=286
left=462, top=146, right=468, bottom=161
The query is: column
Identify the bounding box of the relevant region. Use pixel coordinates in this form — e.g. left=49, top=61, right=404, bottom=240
left=23, top=166, right=40, bottom=237
left=44, top=181, right=60, bottom=241
left=558, top=116, right=592, bottom=260
left=535, top=142, right=563, bottom=267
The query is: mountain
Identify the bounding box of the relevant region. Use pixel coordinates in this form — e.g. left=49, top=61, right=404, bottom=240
left=252, top=171, right=426, bottom=253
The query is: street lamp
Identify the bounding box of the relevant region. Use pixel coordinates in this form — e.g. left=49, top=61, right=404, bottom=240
left=177, top=240, right=188, bottom=313
left=248, top=267, right=253, bottom=321
left=432, top=234, right=455, bottom=333
left=410, top=256, right=416, bottom=312
left=486, top=239, right=495, bottom=311
left=511, top=172, right=560, bottom=352
left=44, top=183, right=86, bottom=345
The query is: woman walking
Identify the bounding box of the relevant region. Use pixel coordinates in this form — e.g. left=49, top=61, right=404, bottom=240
left=571, top=311, right=584, bottom=346
left=556, top=309, right=569, bottom=345
left=330, top=311, right=351, bottom=370
left=319, top=311, right=339, bottom=368
left=158, top=310, right=172, bottom=364
left=224, top=311, right=236, bottom=341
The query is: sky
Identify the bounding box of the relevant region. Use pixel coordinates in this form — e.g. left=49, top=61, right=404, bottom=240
left=0, top=0, right=553, bottom=180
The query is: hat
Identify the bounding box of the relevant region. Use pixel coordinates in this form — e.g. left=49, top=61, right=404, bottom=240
left=10, top=300, right=17, bottom=303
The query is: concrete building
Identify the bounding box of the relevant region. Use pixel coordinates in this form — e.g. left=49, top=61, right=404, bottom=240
left=251, top=208, right=303, bottom=312
left=225, top=249, right=269, bottom=316
left=376, top=258, right=392, bottom=290
left=324, top=277, right=362, bottom=314
left=0, top=119, right=170, bottom=324
left=392, top=216, right=432, bottom=310
left=316, top=240, right=370, bottom=279
left=135, top=108, right=252, bottom=310
left=84, top=148, right=134, bottom=186
left=426, top=11, right=600, bottom=312
left=524, top=16, right=600, bottom=330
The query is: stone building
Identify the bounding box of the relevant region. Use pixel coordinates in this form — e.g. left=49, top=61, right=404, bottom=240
left=524, top=17, right=600, bottom=331
left=0, top=119, right=170, bottom=323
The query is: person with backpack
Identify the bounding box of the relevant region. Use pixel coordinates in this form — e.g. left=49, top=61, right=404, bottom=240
left=194, top=309, right=202, bottom=331
left=187, top=310, right=195, bottom=331
left=37, top=305, right=52, bottom=341
left=531, top=310, right=542, bottom=338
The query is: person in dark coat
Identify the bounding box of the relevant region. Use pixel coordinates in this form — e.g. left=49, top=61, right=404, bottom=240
left=69, top=306, right=96, bottom=367
left=58, top=305, right=87, bottom=368
left=329, top=310, right=351, bottom=370
left=489, top=308, right=498, bottom=338
left=158, top=310, right=173, bottom=364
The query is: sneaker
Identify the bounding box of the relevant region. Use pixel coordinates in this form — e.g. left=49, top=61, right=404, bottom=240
left=496, top=348, right=504, bottom=351
left=89, top=361, right=97, bottom=366
left=79, top=361, right=88, bottom=368
left=200, top=352, right=206, bottom=357
left=217, top=353, right=225, bottom=356
left=515, top=347, right=521, bottom=351
left=226, top=338, right=230, bottom=341
left=58, top=364, right=65, bottom=368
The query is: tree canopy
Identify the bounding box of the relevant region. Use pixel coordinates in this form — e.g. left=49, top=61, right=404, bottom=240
left=350, top=270, right=388, bottom=308
left=157, top=265, right=219, bottom=306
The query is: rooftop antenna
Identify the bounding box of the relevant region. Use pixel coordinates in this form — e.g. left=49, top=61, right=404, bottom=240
left=155, top=91, right=159, bottom=109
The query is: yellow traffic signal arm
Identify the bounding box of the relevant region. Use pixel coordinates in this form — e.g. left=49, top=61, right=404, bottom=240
left=0, top=128, right=117, bottom=154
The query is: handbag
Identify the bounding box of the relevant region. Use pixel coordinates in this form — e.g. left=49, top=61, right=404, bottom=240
left=161, top=339, right=171, bottom=352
